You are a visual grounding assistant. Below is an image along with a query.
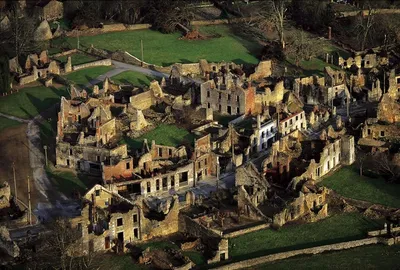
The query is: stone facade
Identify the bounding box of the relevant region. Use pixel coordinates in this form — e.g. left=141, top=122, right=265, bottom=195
left=200, top=77, right=248, bottom=116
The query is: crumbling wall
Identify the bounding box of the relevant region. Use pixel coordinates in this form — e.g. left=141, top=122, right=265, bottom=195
left=102, top=157, right=134, bottom=183
left=140, top=196, right=180, bottom=240
left=273, top=188, right=328, bottom=226
left=130, top=91, right=155, bottom=110
left=248, top=60, right=272, bottom=81
left=73, top=59, right=112, bottom=71
left=0, top=182, right=11, bottom=209
left=377, top=94, right=400, bottom=123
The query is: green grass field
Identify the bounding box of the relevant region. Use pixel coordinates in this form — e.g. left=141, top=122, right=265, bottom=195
left=64, top=66, right=114, bottom=89
left=0, top=117, right=22, bottom=132
left=0, top=86, right=68, bottom=119
left=249, top=244, right=400, bottom=270
left=56, top=53, right=100, bottom=66
left=121, top=124, right=195, bottom=150
left=111, top=71, right=155, bottom=87
left=46, top=167, right=98, bottom=197
left=229, top=213, right=382, bottom=261
left=321, top=165, right=400, bottom=208
left=53, top=25, right=261, bottom=66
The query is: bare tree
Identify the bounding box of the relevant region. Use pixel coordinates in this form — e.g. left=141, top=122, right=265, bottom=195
left=286, top=31, right=324, bottom=66
left=372, top=152, right=400, bottom=183
left=28, top=218, right=105, bottom=270
left=4, top=8, right=38, bottom=58
left=267, top=0, right=289, bottom=49
left=355, top=148, right=371, bottom=176
left=355, top=6, right=376, bottom=51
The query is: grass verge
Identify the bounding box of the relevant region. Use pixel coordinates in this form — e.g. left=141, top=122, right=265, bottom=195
left=248, top=244, right=400, bottom=270
left=321, top=165, right=400, bottom=208
left=0, top=117, right=22, bottom=132
left=229, top=213, right=382, bottom=261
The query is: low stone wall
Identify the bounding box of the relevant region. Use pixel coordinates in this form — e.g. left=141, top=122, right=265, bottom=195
left=19, top=74, right=37, bottom=85
left=368, top=227, right=400, bottom=237
left=213, top=238, right=381, bottom=270
left=50, top=49, right=78, bottom=58
left=66, top=23, right=152, bottom=37
left=223, top=223, right=269, bottom=238
left=339, top=8, right=400, bottom=18
left=72, top=58, right=112, bottom=71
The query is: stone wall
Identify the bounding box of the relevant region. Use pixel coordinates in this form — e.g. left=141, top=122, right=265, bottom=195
left=213, top=237, right=381, bottom=270
left=50, top=49, right=78, bottom=58
left=72, top=59, right=112, bottom=71
left=223, top=223, right=269, bottom=238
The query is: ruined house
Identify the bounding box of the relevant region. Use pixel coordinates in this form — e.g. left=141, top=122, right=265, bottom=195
left=334, top=52, right=388, bottom=69
left=70, top=185, right=181, bottom=253
left=273, top=181, right=329, bottom=226
left=235, top=162, right=271, bottom=220
left=10, top=50, right=61, bottom=85
left=200, top=74, right=255, bottom=116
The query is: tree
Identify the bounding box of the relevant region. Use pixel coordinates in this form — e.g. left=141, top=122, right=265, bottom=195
left=355, top=147, right=371, bottom=176
left=0, top=55, right=10, bottom=94
left=29, top=218, right=105, bottom=270
left=145, top=0, right=194, bottom=33
left=355, top=6, right=376, bottom=51
left=267, top=0, right=289, bottom=49
left=5, top=8, right=38, bottom=58
left=371, top=152, right=400, bottom=183
left=285, top=31, right=324, bottom=66
left=290, top=0, right=335, bottom=33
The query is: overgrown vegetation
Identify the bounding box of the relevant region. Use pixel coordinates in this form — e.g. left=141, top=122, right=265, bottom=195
left=121, top=124, right=195, bottom=150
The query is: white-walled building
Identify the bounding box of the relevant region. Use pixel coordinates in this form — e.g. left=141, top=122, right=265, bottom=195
left=250, top=115, right=277, bottom=153
left=279, top=111, right=307, bottom=136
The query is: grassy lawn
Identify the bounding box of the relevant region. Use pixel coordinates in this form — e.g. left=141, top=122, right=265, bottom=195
left=285, top=57, right=341, bottom=77
left=321, top=165, right=400, bottom=208
left=64, top=66, right=114, bottom=89
left=0, top=86, right=68, bottom=119
left=46, top=167, right=98, bottom=197
left=111, top=71, right=155, bottom=87
left=56, top=52, right=100, bottom=66
left=0, top=117, right=22, bottom=132
left=250, top=244, right=400, bottom=270
left=121, top=124, right=195, bottom=150
left=229, top=213, right=382, bottom=261
left=53, top=25, right=261, bottom=66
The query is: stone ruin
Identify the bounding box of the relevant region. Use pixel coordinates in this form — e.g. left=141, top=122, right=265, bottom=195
left=0, top=226, right=20, bottom=258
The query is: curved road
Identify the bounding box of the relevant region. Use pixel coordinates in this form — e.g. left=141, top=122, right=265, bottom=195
left=86, top=60, right=202, bottom=87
